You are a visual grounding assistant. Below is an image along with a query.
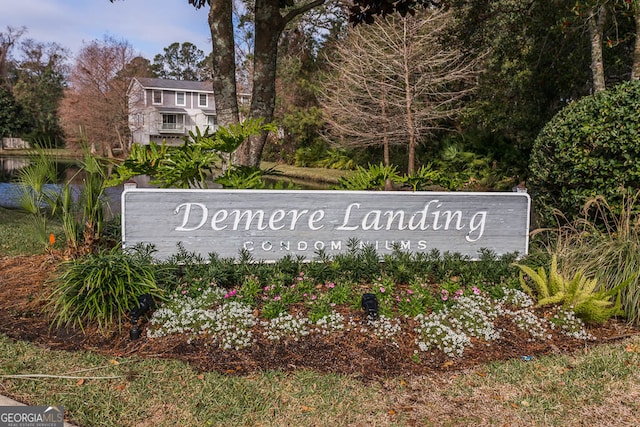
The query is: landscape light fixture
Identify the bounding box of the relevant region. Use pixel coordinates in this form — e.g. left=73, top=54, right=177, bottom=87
left=129, top=293, right=154, bottom=340
left=361, top=293, right=378, bottom=320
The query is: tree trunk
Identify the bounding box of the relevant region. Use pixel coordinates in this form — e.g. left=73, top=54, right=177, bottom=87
left=632, top=7, right=640, bottom=80
left=588, top=6, right=607, bottom=93
left=381, top=92, right=390, bottom=167
left=208, top=0, right=239, bottom=127
left=236, top=0, right=284, bottom=167
left=402, top=18, right=416, bottom=174
left=234, top=0, right=326, bottom=167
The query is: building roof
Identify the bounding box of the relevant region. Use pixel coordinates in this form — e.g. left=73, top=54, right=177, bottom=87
left=157, top=107, right=188, bottom=113
left=134, top=77, right=214, bottom=93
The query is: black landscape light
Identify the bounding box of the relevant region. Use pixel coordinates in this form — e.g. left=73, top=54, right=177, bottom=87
left=361, top=293, right=378, bottom=320
left=130, top=293, right=154, bottom=340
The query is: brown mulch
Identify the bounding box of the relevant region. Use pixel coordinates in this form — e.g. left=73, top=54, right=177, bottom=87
left=1, top=254, right=638, bottom=381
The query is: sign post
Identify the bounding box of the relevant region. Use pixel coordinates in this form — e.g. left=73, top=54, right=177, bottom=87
left=122, top=189, right=530, bottom=261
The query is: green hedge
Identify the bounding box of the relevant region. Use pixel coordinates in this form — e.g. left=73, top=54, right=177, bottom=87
left=528, top=80, right=640, bottom=225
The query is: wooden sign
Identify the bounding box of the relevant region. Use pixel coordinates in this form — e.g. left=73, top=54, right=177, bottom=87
left=122, top=189, right=530, bottom=261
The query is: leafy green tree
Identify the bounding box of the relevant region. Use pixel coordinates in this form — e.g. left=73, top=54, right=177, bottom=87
left=0, top=26, right=26, bottom=87
left=121, top=56, right=157, bottom=79
left=268, top=18, right=332, bottom=163
left=11, top=39, right=68, bottom=145
left=152, top=42, right=206, bottom=80
left=348, top=1, right=638, bottom=172
left=0, top=27, right=66, bottom=143
left=0, top=86, right=29, bottom=138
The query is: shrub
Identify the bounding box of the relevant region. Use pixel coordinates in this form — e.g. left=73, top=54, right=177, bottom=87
left=528, top=80, right=640, bottom=226
left=337, top=163, right=402, bottom=190
left=515, top=255, right=626, bottom=324
left=48, top=246, right=165, bottom=331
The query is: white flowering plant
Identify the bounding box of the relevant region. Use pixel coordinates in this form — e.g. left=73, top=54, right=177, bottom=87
left=143, top=249, right=599, bottom=358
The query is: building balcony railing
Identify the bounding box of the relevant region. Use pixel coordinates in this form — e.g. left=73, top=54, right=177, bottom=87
left=158, top=124, right=185, bottom=134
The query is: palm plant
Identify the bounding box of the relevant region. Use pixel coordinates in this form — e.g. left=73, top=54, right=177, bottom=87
left=106, top=118, right=277, bottom=189
left=50, top=148, right=110, bottom=253
left=16, top=148, right=59, bottom=248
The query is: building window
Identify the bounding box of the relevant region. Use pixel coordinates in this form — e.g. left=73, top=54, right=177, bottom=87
left=162, top=114, right=184, bottom=131
left=176, top=92, right=186, bottom=106
left=198, top=93, right=208, bottom=107
left=134, top=113, right=144, bottom=126
left=152, top=90, right=162, bottom=105
left=206, top=115, right=218, bottom=131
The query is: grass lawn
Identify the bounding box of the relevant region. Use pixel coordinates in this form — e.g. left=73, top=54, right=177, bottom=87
left=1, top=333, right=638, bottom=426
left=0, top=208, right=63, bottom=256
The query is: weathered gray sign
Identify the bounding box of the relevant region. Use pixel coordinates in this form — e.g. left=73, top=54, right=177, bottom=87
left=122, top=189, right=530, bottom=261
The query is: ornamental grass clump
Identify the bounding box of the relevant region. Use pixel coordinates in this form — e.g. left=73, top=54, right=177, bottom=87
left=537, top=191, right=640, bottom=325
left=48, top=247, right=164, bottom=331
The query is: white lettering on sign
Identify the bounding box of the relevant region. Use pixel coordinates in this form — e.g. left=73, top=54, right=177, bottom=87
left=174, top=203, right=326, bottom=232
left=173, top=200, right=487, bottom=240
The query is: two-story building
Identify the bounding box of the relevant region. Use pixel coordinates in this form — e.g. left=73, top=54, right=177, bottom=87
left=127, top=77, right=218, bottom=146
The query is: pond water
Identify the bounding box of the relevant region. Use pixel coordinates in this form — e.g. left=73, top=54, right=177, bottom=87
left=0, top=154, right=330, bottom=212
left=0, top=155, right=126, bottom=214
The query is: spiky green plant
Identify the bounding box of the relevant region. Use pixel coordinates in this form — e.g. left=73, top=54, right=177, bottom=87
left=16, top=148, right=59, bottom=248
left=399, top=164, right=462, bottom=191
left=105, top=119, right=277, bottom=189
left=516, top=255, right=626, bottom=324
left=49, top=146, right=111, bottom=252
left=48, top=246, right=164, bottom=331
left=337, top=163, right=402, bottom=190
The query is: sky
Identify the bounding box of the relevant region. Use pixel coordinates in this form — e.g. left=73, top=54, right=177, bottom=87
left=0, top=0, right=213, bottom=60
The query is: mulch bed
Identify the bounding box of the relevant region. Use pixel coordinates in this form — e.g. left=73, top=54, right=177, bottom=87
left=1, top=254, right=638, bottom=381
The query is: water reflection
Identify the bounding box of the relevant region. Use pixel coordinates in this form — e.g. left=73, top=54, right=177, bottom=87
left=0, top=155, right=125, bottom=214
left=0, top=156, right=30, bottom=182
left=0, top=154, right=332, bottom=211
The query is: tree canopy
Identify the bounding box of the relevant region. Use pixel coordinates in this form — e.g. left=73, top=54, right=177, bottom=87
left=152, top=42, right=207, bottom=81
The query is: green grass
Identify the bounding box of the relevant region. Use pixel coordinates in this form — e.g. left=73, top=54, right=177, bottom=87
left=260, top=161, right=347, bottom=185
left=0, top=334, right=384, bottom=426
left=0, top=148, right=81, bottom=158
left=1, top=333, right=638, bottom=426
left=0, top=207, right=63, bottom=256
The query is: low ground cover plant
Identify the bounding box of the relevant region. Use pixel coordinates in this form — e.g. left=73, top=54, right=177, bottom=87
left=145, top=271, right=593, bottom=357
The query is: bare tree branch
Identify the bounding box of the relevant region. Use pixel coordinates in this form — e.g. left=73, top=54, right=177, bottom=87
left=319, top=9, right=482, bottom=173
